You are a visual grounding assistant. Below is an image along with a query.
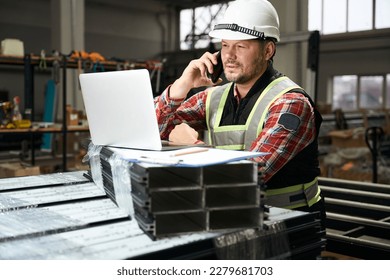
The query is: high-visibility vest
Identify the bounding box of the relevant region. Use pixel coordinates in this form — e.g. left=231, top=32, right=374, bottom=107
left=206, top=76, right=300, bottom=149
left=205, top=76, right=321, bottom=209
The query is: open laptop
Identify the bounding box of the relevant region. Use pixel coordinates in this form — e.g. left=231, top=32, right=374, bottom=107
left=79, top=69, right=167, bottom=150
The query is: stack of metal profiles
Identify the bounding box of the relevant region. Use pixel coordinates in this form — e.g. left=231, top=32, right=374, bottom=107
left=0, top=170, right=325, bottom=259
left=320, top=177, right=390, bottom=259
left=129, top=160, right=261, bottom=239
left=0, top=171, right=219, bottom=259
left=93, top=146, right=325, bottom=259
left=95, top=145, right=262, bottom=239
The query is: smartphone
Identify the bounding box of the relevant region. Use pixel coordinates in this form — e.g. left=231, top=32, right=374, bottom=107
left=207, top=52, right=223, bottom=83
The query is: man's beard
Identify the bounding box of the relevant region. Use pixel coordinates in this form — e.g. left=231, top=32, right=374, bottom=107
left=225, top=56, right=264, bottom=84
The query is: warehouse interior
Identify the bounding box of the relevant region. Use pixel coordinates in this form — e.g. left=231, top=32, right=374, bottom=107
left=0, top=0, right=389, bottom=260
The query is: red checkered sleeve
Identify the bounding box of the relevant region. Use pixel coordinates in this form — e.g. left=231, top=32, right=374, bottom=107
left=154, top=85, right=209, bottom=140
left=249, top=92, right=317, bottom=182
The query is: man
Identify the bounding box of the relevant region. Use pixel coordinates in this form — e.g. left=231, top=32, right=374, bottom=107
left=154, top=0, right=325, bottom=227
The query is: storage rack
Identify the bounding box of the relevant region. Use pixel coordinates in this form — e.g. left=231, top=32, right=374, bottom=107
left=0, top=54, right=161, bottom=171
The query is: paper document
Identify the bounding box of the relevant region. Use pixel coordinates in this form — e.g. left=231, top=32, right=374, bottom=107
left=109, top=147, right=268, bottom=167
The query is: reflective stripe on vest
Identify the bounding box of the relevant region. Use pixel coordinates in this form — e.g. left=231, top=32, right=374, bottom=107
left=206, top=77, right=302, bottom=150
left=245, top=77, right=301, bottom=149
left=205, top=83, right=245, bottom=149
left=265, top=177, right=322, bottom=209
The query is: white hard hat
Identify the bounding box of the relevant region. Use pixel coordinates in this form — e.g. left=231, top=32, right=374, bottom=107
left=209, top=0, right=280, bottom=42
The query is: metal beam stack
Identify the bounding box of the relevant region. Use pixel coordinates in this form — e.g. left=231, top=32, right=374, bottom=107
left=90, top=146, right=325, bottom=259
left=130, top=160, right=261, bottom=239
left=0, top=168, right=325, bottom=259
left=0, top=171, right=222, bottom=259
left=95, top=145, right=263, bottom=239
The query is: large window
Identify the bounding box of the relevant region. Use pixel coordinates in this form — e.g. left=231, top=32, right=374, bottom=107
left=180, top=3, right=230, bottom=50
left=360, top=76, right=384, bottom=109
left=309, top=0, right=390, bottom=34
left=332, top=74, right=390, bottom=111
left=332, top=75, right=357, bottom=111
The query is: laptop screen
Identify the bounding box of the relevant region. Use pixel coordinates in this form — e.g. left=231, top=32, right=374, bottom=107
left=79, top=69, right=163, bottom=150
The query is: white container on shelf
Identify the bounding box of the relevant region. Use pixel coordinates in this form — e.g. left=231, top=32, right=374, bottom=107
left=1, top=38, right=24, bottom=56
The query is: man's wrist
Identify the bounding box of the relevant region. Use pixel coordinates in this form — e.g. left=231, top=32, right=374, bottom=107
left=167, top=85, right=185, bottom=103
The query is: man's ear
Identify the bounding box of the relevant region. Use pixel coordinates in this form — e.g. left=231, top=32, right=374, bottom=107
left=264, top=41, right=276, bottom=61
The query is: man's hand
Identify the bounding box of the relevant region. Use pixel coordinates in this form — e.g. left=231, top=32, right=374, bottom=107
left=169, top=123, right=202, bottom=145
left=169, top=52, right=223, bottom=100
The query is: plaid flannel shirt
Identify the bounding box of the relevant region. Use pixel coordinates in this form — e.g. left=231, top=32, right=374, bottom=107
left=154, top=85, right=316, bottom=182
